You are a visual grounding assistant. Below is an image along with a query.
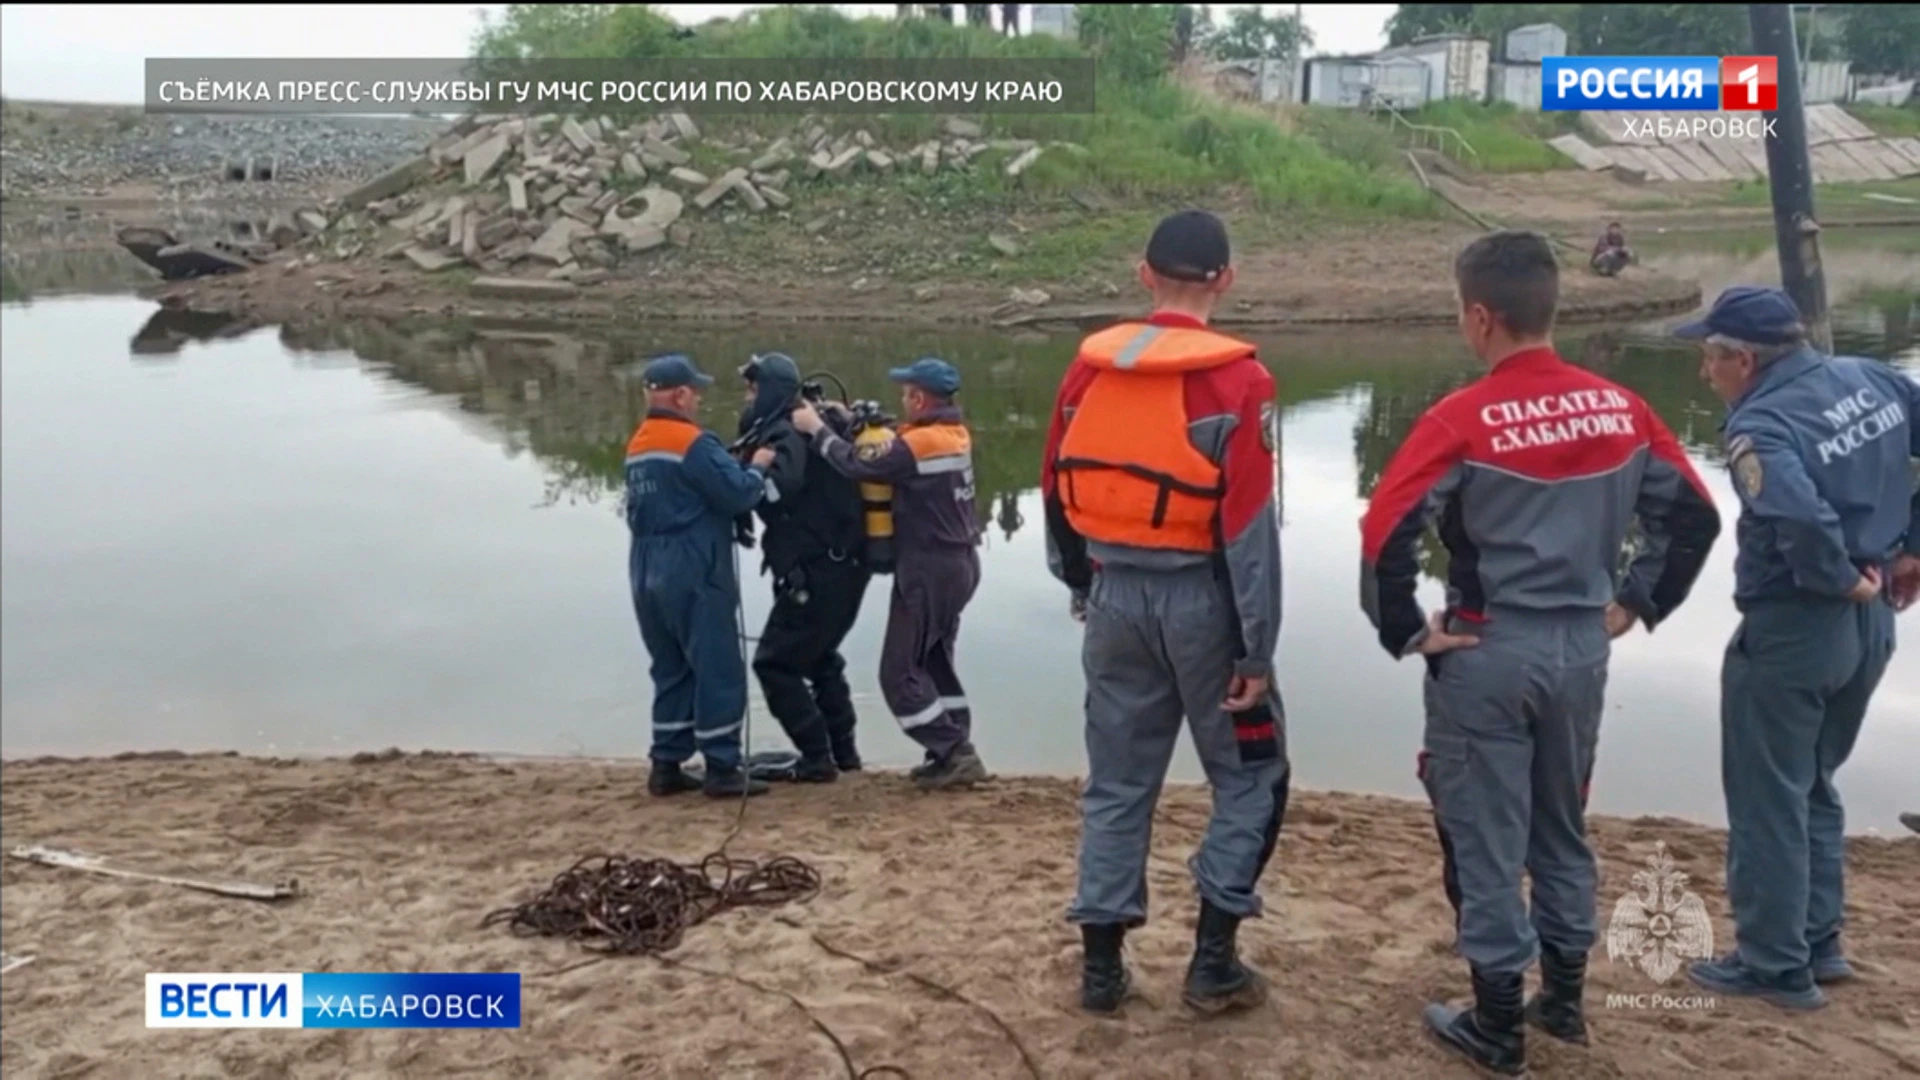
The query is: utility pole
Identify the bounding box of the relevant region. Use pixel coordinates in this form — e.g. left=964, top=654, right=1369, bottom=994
left=1749, top=4, right=1830, bottom=351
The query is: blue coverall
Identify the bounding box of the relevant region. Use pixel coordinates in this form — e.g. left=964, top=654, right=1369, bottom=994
left=1716, top=348, right=1917, bottom=979
left=625, top=407, right=769, bottom=772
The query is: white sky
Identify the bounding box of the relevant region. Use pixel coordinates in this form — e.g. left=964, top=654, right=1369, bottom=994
left=0, top=4, right=1396, bottom=104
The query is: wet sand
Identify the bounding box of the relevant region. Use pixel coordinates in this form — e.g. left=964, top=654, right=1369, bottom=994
left=3, top=752, right=1917, bottom=1079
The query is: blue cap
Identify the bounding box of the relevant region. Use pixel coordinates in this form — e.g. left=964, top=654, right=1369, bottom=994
left=888, top=356, right=960, bottom=396
left=643, top=353, right=715, bottom=390
left=1671, top=286, right=1807, bottom=346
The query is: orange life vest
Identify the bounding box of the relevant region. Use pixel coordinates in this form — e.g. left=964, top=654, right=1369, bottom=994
left=1054, top=321, right=1256, bottom=553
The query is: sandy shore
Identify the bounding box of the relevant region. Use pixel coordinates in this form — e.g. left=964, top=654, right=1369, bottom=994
left=3, top=752, right=1916, bottom=1079
left=125, top=220, right=1703, bottom=331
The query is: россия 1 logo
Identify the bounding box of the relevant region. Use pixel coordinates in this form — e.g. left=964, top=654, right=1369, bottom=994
left=1543, top=55, right=1778, bottom=111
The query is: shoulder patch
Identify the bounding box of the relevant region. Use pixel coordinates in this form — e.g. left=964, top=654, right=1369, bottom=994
left=1725, top=433, right=1754, bottom=461
left=1733, top=451, right=1763, bottom=499
left=1260, top=401, right=1277, bottom=452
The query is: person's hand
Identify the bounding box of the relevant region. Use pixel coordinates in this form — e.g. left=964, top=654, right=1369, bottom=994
left=1069, top=591, right=1088, bottom=624
left=1223, top=673, right=1270, bottom=713
left=1413, top=610, right=1480, bottom=656
left=821, top=400, right=850, bottom=419
left=1845, top=565, right=1883, bottom=605
left=1604, top=602, right=1638, bottom=639
left=1891, top=555, right=1920, bottom=613
left=750, top=446, right=776, bottom=469
left=791, top=401, right=823, bottom=435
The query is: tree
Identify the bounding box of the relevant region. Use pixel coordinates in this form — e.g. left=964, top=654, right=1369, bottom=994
left=1386, top=4, right=1473, bottom=46
left=473, top=4, right=619, bottom=59
left=1574, top=4, right=1747, bottom=55
left=1203, top=7, right=1312, bottom=62
left=1842, top=3, right=1920, bottom=75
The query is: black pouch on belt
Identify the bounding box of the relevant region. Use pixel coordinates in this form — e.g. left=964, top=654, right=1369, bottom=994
left=1229, top=701, right=1280, bottom=765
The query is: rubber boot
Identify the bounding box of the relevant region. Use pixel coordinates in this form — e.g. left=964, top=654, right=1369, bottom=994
left=647, top=761, right=704, bottom=797
left=1079, top=924, right=1131, bottom=1015
left=703, top=768, right=770, bottom=799
left=1181, top=900, right=1269, bottom=1014
left=792, top=753, right=840, bottom=783
left=1524, top=946, right=1588, bottom=1046
left=1424, top=967, right=1528, bottom=1077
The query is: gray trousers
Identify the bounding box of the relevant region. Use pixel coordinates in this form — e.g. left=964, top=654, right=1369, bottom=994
left=1068, top=564, right=1291, bottom=927
left=1722, top=596, right=1896, bottom=977
left=1420, top=608, right=1608, bottom=976
left=880, top=547, right=980, bottom=759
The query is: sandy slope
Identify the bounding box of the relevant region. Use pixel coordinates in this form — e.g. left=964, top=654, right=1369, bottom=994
left=2, top=752, right=1916, bottom=1079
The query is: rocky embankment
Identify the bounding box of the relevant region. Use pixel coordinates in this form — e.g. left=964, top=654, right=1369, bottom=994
left=0, top=102, right=439, bottom=203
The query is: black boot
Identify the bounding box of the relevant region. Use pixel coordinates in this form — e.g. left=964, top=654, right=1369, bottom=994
left=647, top=761, right=704, bottom=797
left=792, top=753, right=840, bottom=783
left=1080, top=924, right=1131, bottom=1014
left=1182, top=901, right=1268, bottom=1014
left=1424, top=967, right=1528, bottom=1077
left=1525, top=946, right=1588, bottom=1046
left=703, top=768, right=770, bottom=799
left=830, top=738, right=863, bottom=772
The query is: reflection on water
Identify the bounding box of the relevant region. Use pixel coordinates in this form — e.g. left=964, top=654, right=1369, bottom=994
left=3, top=274, right=1917, bottom=832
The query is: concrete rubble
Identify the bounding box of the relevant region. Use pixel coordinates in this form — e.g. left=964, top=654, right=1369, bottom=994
left=163, top=109, right=1064, bottom=287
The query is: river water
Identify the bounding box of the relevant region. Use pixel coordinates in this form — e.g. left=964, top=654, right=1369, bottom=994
left=3, top=235, right=1917, bottom=832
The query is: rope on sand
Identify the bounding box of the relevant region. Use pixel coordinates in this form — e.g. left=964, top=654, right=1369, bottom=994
left=481, top=852, right=821, bottom=956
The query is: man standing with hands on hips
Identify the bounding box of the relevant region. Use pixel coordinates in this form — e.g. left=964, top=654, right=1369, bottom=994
left=1361, top=231, right=1720, bottom=1075
left=1043, top=209, right=1289, bottom=1018
left=1675, top=286, right=1919, bottom=1010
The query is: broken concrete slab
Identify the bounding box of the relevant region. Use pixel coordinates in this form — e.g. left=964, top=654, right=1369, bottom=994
left=297, top=209, right=330, bottom=236
left=591, top=190, right=620, bottom=214
left=866, top=149, right=895, bottom=171
left=561, top=118, right=596, bottom=155
left=528, top=218, right=590, bottom=264
left=1005, top=146, right=1044, bottom=177
left=444, top=198, right=469, bottom=246
left=573, top=268, right=610, bottom=285
left=641, top=135, right=691, bottom=167
left=826, top=147, right=863, bottom=175
left=471, top=276, right=579, bottom=299
left=580, top=118, right=603, bottom=143
left=988, top=233, right=1021, bottom=257
left=506, top=174, right=529, bottom=213
left=559, top=195, right=599, bottom=223
left=668, top=112, right=701, bottom=142
left=1009, top=286, right=1050, bottom=306
left=343, top=157, right=430, bottom=210
left=760, top=186, right=790, bottom=209
left=669, top=167, right=711, bottom=190
left=575, top=238, right=618, bottom=268
left=620, top=152, right=648, bottom=180
left=750, top=142, right=793, bottom=172
left=405, top=247, right=464, bottom=272
left=462, top=214, right=483, bottom=261
left=735, top=180, right=769, bottom=212
left=546, top=264, right=580, bottom=281
left=537, top=183, right=569, bottom=207
left=944, top=117, right=983, bottom=139
left=475, top=214, right=519, bottom=250
left=266, top=212, right=303, bottom=248
left=855, top=130, right=875, bottom=149
left=922, top=143, right=940, bottom=175
left=805, top=149, right=832, bottom=177
left=491, top=236, right=533, bottom=263
left=464, top=133, right=511, bottom=185
left=803, top=214, right=833, bottom=234
left=695, top=168, right=750, bottom=210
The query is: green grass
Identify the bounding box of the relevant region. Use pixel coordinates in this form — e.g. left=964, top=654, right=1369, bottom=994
left=1405, top=101, right=1582, bottom=173
left=1716, top=176, right=1920, bottom=211
left=474, top=4, right=1433, bottom=221
left=1847, top=103, right=1920, bottom=139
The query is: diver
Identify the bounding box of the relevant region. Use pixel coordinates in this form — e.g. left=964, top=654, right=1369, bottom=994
left=734, top=354, right=873, bottom=781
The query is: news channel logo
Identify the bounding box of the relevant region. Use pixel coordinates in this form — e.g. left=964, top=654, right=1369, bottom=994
left=1543, top=55, right=1780, bottom=112
left=145, top=972, right=521, bottom=1029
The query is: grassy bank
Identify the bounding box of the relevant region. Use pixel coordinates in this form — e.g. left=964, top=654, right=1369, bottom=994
left=1848, top=102, right=1920, bottom=138
left=473, top=5, right=1433, bottom=221
left=1406, top=100, right=1582, bottom=173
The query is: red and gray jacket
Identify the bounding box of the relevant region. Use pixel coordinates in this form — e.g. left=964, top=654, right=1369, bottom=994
left=1360, top=347, right=1722, bottom=657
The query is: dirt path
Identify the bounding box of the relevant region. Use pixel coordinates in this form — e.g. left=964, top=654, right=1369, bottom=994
left=133, top=220, right=1700, bottom=330
left=3, top=753, right=1916, bottom=1079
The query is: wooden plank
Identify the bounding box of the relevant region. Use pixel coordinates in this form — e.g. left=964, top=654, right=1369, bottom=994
left=1548, top=133, right=1612, bottom=171
left=1698, top=137, right=1762, bottom=180
left=1886, top=137, right=1920, bottom=172
left=1646, top=146, right=1700, bottom=182
left=1670, top=141, right=1732, bottom=181
left=7, top=845, right=300, bottom=902
left=1818, top=104, right=1877, bottom=142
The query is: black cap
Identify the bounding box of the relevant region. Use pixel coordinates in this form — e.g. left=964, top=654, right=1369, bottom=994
left=1145, top=209, right=1230, bottom=283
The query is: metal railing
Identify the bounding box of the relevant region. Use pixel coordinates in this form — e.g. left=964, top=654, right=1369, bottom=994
left=1367, top=100, right=1480, bottom=165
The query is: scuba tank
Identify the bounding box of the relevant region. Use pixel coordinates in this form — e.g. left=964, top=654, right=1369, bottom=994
left=848, top=400, right=897, bottom=575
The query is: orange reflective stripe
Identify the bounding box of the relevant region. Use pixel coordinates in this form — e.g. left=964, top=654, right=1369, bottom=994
left=900, top=423, right=971, bottom=459
left=1055, top=364, right=1224, bottom=553
left=625, top=416, right=701, bottom=460
left=1078, top=322, right=1255, bottom=374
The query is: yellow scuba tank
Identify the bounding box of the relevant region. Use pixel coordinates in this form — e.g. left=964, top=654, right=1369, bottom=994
left=853, top=421, right=897, bottom=575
